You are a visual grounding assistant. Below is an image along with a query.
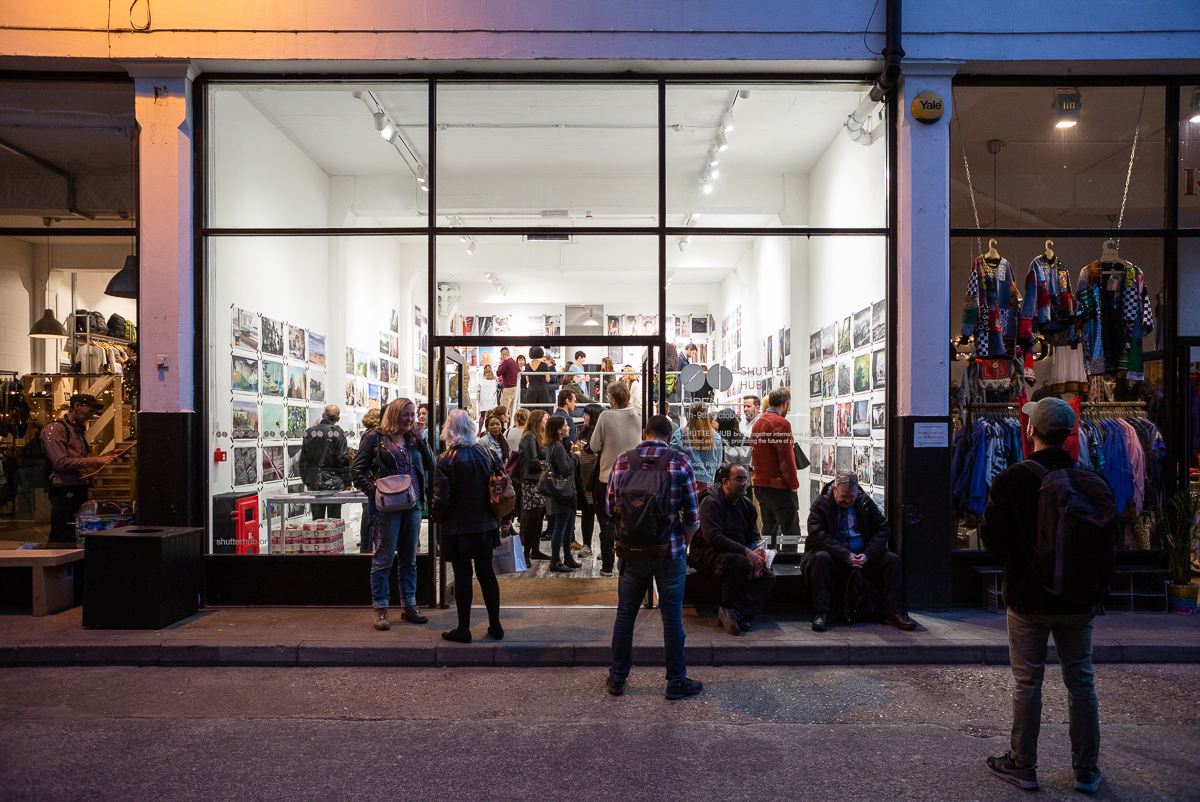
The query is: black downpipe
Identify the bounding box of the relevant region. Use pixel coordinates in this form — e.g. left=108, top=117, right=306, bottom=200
left=876, top=0, right=905, bottom=100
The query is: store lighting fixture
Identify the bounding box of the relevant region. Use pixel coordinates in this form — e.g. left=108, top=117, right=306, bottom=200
left=700, top=177, right=713, bottom=194
left=677, top=235, right=692, bottom=252
left=28, top=308, right=68, bottom=339
left=704, top=165, right=719, bottom=181
left=707, top=149, right=720, bottom=167
left=583, top=308, right=600, bottom=326
left=104, top=255, right=138, bottom=299
left=1190, top=89, right=1200, bottom=123
left=465, top=237, right=477, bottom=255
left=1053, top=89, right=1081, bottom=129
left=415, top=164, right=427, bottom=184
left=373, top=111, right=386, bottom=131
left=715, top=133, right=729, bottom=152
left=720, top=110, right=735, bottom=133
left=380, top=122, right=397, bottom=142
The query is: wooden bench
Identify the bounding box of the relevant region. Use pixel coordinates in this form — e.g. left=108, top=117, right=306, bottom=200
left=0, top=549, right=84, bottom=616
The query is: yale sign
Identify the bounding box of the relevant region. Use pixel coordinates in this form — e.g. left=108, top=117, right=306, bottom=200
left=911, top=91, right=945, bottom=123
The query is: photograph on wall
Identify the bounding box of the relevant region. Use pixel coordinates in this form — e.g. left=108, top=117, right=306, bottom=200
left=494, top=315, right=511, bottom=335
left=836, top=402, right=852, bottom=438
left=233, top=446, right=258, bottom=488
left=852, top=399, right=870, bottom=437
left=261, top=445, right=285, bottom=484
left=308, top=370, right=325, bottom=403
left=344, top=381, right=356, bottom=407
left=852, top=307, right=871, bottom=349
left=821, top=444, right=835, bottom=476
left=872, top=446, right=885, bottom=486
left=231, top=399, right=259, bottom=440
left=345, top=346, right=355, bottom=374
left=736, top=305, right=742, bottom=328
left=692, top=316, right=708, bottom=335
left=287, top=325, right=306, bottom=360
left=822, top=365, right=835, bottom=398
left=231, top=355, right=259, bottom=394
left=286, top=482, right=309, bottom=517
left=622, top=315, right=638, bottom=336
left=379, top=331, right=390, bottom=355
left=607, top=315, right=621, bottom=336
left=853, top=353, right=871, bottom=393
left=780, top=327, right=790, bottom=363
left=307, top=406, right=323, bottom=428
left=871, top=402, right=886, bottom=430
left=379, top=359, right=391, bottom=385
left=286, top=365, right=306, bottom=400
left=809, top=371, right=822, bottom=398
left=872, top=492, right=885, bottom=510
left=872, top=348, right=886, bottom=390
left=821, top=324, right=836, bottom=359
left=872, top=300, right=886, bottom=343
left=232, top=308, right=259, bottom=351
left=261, top=359, right=284, bottom=397
left=380, top=386, right=391, bottom=408
left=420, top=353, right=429, bottom=376
left=414, top=305, right=423, bottom=330
left=286, top=406, right=307, bottom=438
left=810, top=331, right=822, bottom=362
left=809, top=444, right=821, bottom=475
left=809, top=406, right=822, bottom=437
left=854, top=446, right=871, bottom=485
left=390, top=308, right=400, bottom=334
left=478, top=317, right=494, bottom=337
left=766, top=335, right=773, bottom=371
left=822, top=404, right=835, bottom=438
left=353, top=349, right=368, bottom=378
left=262, top=402, right=286, bottom=440
left=368, top=357, right=379, bottom=382
left=811, top=479, right=822, bottom=499
left=307, top=332, right=326, bottom=367
left=368, top=383, right=380, bottom=409
left=390, top=334, right=401, bottom=358
left=261, top=316, right=284, bottom=356
left=837, top=316, right=851, bottom=354
left=286, top=444, right=303, bottom=481
left=835, top=445, right=852, bottom=473
left=836, top=357, right=852, bottom=396
left=355, top=378, right=367, bottom=407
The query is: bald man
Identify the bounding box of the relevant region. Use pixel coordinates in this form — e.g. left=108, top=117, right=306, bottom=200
left=301, top=404, right=351, bottom=520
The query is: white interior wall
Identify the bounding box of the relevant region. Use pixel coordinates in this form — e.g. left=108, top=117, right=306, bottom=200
left=0, top=237, right=34, bottom=375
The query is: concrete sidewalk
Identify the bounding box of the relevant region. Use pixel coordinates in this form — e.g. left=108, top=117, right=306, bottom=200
left=1, top=605, right=1197, bottom=667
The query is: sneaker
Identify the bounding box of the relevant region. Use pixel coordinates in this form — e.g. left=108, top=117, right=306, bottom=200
left=986, top=753, right=1039, bottom=791
left=599, top=568, right=615, bottom=578
left=579, top=547, right=592, bottom=557
left=400, top=606, right=428, bottom=624
left=605, top=675, right=627, bottom=696
left=717, top=606, right=742, bottom=636
left=665, top=677, right=703, bottom=700
left=373, top=608, right=390, bottom=631
left=885, top=612, right=919, bottom=631
left=811, top=612, right=829, bottom=633
left=1073, top=763, right=1101, bottom=794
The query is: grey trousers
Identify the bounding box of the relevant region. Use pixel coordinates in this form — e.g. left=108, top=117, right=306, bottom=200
left=1006, top=610, right=1100, bottom=767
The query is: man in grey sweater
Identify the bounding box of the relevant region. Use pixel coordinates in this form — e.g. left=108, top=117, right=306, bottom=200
left=589, top=380, right=644, bottom=576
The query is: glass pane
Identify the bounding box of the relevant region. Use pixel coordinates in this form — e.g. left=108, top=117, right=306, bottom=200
left=1183, top=238, right=1200, bottom=337
left=205, top=235, right=428, bottom=554
left=434, top=84, right=658, bottom=228
left=667, top=235, right=888, bottom=553
left=951, top=86, right=1166, bottom=229
left=667, top=84, right=886, bottom=229
left=207, top=83, right=428, bottom=229
left=0, top=80, right=136, bottom=228
left=1181, top=85, right=1200, bottom=228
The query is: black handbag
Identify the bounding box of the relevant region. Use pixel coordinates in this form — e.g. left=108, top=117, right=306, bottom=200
left=793, top=442, right=811, bottom=471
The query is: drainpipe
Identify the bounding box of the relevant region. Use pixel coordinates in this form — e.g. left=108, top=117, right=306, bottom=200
left=846, top=0, right=905, bottom=145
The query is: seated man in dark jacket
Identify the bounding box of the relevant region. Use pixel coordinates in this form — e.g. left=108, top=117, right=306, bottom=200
left=803, top=470, right=917, bottom=632
left=690, top=464, right=776, bottom=635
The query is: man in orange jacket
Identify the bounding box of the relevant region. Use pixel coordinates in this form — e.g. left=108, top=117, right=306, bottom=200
left=749, top=387, right=800, bottom=550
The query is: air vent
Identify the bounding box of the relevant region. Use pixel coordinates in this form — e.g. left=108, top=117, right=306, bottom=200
left=524, top=232, right=573, bottom=242
left=540, top=210, right=569, bottom=218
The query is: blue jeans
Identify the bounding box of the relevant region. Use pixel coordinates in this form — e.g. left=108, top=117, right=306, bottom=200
left=369, top=499, right=422, bottom=609
left=547, top=511, right=572, bottom=562
left=609, top=553, right=688, bottom=684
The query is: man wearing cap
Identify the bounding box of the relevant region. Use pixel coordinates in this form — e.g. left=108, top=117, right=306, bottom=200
left=803, top=469, right=917, bottom=633
left=40, top=394, right=116, bottom=545
left=979, top=397, right=1108, bottom=794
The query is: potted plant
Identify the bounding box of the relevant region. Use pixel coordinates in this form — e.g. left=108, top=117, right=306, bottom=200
left=1160, top=488, right=1199, bottom=614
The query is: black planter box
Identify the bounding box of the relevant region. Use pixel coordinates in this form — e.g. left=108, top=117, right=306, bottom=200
left=83, top=526, right=203, bottom=629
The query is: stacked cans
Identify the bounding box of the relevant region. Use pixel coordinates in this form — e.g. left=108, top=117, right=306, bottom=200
left=301, top=519, right=346, bottom=554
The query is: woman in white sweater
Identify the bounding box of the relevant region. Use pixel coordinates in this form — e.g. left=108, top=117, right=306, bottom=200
left=589, top=379, right=644, bottom=577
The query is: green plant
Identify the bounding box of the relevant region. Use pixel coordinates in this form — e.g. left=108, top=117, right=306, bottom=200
left=1159, top=489, right=1199, bottom=586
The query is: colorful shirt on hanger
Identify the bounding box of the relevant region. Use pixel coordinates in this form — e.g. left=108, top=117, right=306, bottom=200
left=962, top=256, right=1020, bottom=358
left=1019, top=254, right=1079, bottom=348
left=1077, top=260, right=1154, bottom=380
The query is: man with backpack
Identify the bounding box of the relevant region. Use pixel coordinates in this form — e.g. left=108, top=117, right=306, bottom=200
left=980, top=397, right=1117, bottom=795
left=300, top=405, right=351, bottom=520
left=605, top=414, right=702, bottom=700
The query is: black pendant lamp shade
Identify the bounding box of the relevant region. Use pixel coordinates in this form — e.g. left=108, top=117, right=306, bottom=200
left=29, top=308, right=68, bottom=339
left=105, top=254, right=138, bottom=298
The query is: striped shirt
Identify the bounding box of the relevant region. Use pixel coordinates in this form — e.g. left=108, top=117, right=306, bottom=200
left=41, top=417, right=90, bottom=486
left=606, top=440, right=699, bottom=560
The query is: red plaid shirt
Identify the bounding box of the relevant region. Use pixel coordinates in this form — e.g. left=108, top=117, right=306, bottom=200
left=606, top=440, right=699, bottom=559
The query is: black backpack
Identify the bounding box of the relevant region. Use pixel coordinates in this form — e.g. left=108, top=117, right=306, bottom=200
left=1022, top=461, right=1118, bottom=605
left=107, top=314, right=127, bottom=338
left=299, top=425, right=341, bottom=490
left=613, top=448, right=678, bottom=561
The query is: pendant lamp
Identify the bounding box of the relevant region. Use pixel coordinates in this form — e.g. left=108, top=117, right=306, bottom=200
left=104, top=254, right=138, bottom=298
left=29, top=308, right=68, bottom=339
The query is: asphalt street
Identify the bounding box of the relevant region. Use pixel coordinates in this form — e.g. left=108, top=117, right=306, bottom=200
left=1, top=664, right=1196, bottom=801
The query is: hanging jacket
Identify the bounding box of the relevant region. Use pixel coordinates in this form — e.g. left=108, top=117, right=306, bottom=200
left=962, top=256, right=1020, bottom=358
left=1077, top=260, right=1154, bottom=380
left=1019, top=254, right=1079, bottom=348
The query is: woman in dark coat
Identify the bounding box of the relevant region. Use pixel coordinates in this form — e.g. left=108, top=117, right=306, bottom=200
left=575, top=403, right=605, bottom=557
left=543, top=415, right=581, bottom=572
left=517, top=409, right=551, bottom=563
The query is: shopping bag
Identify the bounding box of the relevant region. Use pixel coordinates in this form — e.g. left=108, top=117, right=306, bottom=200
left=492, top=532, right=528, bottom=575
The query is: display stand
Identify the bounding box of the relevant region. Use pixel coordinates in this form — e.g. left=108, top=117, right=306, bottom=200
left=263, top=490, right=367, bottom=554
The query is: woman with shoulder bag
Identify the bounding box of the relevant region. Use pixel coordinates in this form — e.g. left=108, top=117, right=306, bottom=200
left=575, top=403, right=605, bottom=558
left=542, top=415, right=581, bottom=572
left=431, top=409, right=504, bottom=643
left=517, top=409, right=551, bottom=564
left=351, top=398, right=436, bottom=631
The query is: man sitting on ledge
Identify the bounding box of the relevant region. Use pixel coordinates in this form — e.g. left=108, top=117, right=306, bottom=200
left=689, top=464, right=776, bottom=635
left=803, top=470, right=918, bottom=633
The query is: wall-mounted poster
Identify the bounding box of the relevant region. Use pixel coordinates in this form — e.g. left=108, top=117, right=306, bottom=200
left=872, top=300, right=886, bottom=343
left=286, top=482, right=309, bottom=517
left=368, top=383, right=380, bottom=409
left=692, top=316, right=708, bottom=334
left=390, top=334, right=400, bottom=358
left=261, top=316, right=284, bottom=356
left=872, top=446, right=885, bottom=485
left=286, top=366, right=306, bottom=400
left=779, top=327, right=791, bottom=364
left=355, top=378, right=367, bottom=407
left=809, top=444, right=821, bottom=474
left=380, top=385, right=391, bottom=408
left=766, top=335, right=773, bottom=370
left=233, top=445, right=258, bottom=487
left=810, top=331, right=822, bottom=362
left=852, top=308, right=871, bottom=350
left=494, top=315, right=511, bottom=335
left=261, top=445, right=285, bottom=483
left=854, top=446, right=871, bottom=485
left=262, top=359, right=284, bottom=397
left=286, top=444, right=303, bottom=481
left=307, top=332, right=326, bottom=367
left=232, top=308, right=259, bottom=351
left=390, top=308, right=400, bottom=334
left=809, top=371, right=822, bottom=398
left=231, top=355, right=259, bottom=394
left=736, top=305, right=742, bottom=327
left=835, top=445, right=852, bottom=473
left=836, top=357, right=851, bottom=396
left=872, top=492, right=885, bottom=510
left=822, top=365, right=835, bottom=398
left=836, top=402, right=852, bottom=437
left=837, top=316, right=851, bottom=355
left=821, top=444, right=835, bottom=476
left=872, top=348, right=886, bottom=390
left=287, top=325, right=306, bottom=360
left=344, top=381, right=356, bottom=407
left=852, top=399, right=870, bottom=437
left=345, top=346, right=355, bottom=374
left=822, top=404, right=835, bottom=438
left=821, top=324, right=836, bottom=360
left=379, top=359, right=391, bottom=385
left=355, top=350, right=368, bottom=378
left=871, top=402, right=886, bottom=429
left=414, top=305, right=423, bottom=330
left=853, top=353, right=871, bottom=393
left=379, top=331, right=391, bottom=356
left=307, top=406, right=323, bottom=428
left=607, top=315, right=621, bottom=336
left=478, top=317, right=494, bottom=337
left=809, top=407, right=822, bottom=437
left=262, top=402, right=286, bottom=439
left=308, top=370, right=325, bottom=403
left=231, top=399, right=258, bottom=440
left=368, top=357, right=379, bottom=382
left=623, top=315, right=638, bottom=336
left=286, top=406, right=307, bottom=438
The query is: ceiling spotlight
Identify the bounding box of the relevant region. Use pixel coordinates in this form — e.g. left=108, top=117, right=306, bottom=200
left=715, top=133, right=729, bottom=152
left=677, top=235, right=692, bottom=252
left=1053, top=89, right=1081, bottom=129
left=415, top=164, right=427, bottom=184
left=420, top=182, right=429, bottom=192
left=707, top=149, right=720, bottom=167
left=1190, top=89, right=1200, bottom=123
left=380, top=122, right=396, bottom=142
left=465, top=238, right=477, bottom=256
left=704, top=165, right=719, bottom=181
left=720, top=111, right=735, bottom=132
left=700, top=177, right=713, bottom=194
left=373, top=111, right=386, bottom=131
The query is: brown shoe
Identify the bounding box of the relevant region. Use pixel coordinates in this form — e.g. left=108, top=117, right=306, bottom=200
left=400, top=606, right=428, bottom=624
left=885, top=612, right=918, bottom=631
left=373, top=608, right=390, bottom=631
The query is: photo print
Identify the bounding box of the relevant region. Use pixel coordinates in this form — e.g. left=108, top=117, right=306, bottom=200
left=853, top=353, right=871, bottom=393
left=355, top=378, right=367, bottom=407
left=233, top=445, right=258, bottom=488
left=231, top=399, right=259, bottom=440
left=821, top=444, right=835, bottom=476
left=852, top=399, right=870, bottom=437
left=809, top=443, right=821, bottom=475
left=821, top=324, right=836, bottom=360
left=623, top=315, right=638, bottom=336
left=780, top=327, right=791, bottom=361
left=379, top=331, right=390, bottom=356
left=809, top=371, right=822, bottom=398
left=822, top=365, right=836, bottom=398
left=413, top=305, right=423, bottom=331
left=736, top=305, right=742, bottom=327
left=307, top=406, right=323, bottom=428
left=872, top=492, right=885, bottom=510
left=852, top=307, right=871, bottom=350
left=261, top=316, right=284, bottom=356
left=836, top=402, right=852, bottom=438
left=286, top=365, right=306, bottom=400
left=368, top=383, right=380, bottom=409
left=811, top=479, right=822, bottom=500
left=345, top=346, right=355, bottom=374
left=390, top=334, right=400, bottom=358
left=607, top=315, right=621, bottom=336
left=837, top=316, right=851, bottom=355
left=766, top=335, right=772, bottom=370
left=355, top=350, right=368, bottom=378
left=822, top=404, right=835, bottom=438
left=871, top=402, right=886, bottom=430
left=872, top=348, right=886, bottom=390
left=873, top=446, right=885, bottom=486
left=494, top=315, right=511, bottom=335
left=308, top=370, right=325, bottom=403
left=380, top=385, right=391, bottom=408
left=261, top=445, right=285, bottom=484
left=837, top=357, right=852, bottom=396
left=345, top=381, right=356, bottom=407
left=379, top=359, right=390, bottom=385
left=262, top=402, right=286, bottom=440
left=287, top=325, right=306, bottom=361
left=478, top=317, right=494, bottom=337
left=231, top=355, right=259, bottom=394
left=286, top=444, right=303, bottom=480
left=872, top=300, right=886, bottom=343
left=232, top=308, right=259, bottom=351
left=286, top=406, right=307, bottom=439
left=835, top=445, right=852, bottom=473
left=809, top=406, right=822, bottom=437
left=307, top=332, right=326, bottom=367
left=854, top=446, right=871, bottom=485
left=261, top=359, right=284, bottom=397
left=390, top=308, right=400, bottom=334
left=692, top=316, right=709, bottom=335
left=368, top=357, right=379, bottom=382
left=810, top=331, right=822, bottom=362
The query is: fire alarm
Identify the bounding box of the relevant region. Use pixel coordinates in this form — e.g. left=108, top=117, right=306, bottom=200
left=214, top=448, right=228, bottom=463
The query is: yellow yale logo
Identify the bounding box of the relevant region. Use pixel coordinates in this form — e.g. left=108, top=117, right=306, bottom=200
left=911, top=91, right=945, bottom=123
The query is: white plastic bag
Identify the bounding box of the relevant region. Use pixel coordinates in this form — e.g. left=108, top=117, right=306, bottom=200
left=492, top=532, right=528, bottom=575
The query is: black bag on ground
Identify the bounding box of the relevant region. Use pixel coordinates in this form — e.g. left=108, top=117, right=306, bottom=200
left=1021, top=461, right=1118, bottom=605
left=842, top=568, right=877, bottom=624
left=612, top=448, right=677, bottom=561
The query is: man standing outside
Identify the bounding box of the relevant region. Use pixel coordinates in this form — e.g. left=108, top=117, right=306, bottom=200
left=301, top=404, right=351, bottom=520
left=980, top=398, right=1113, bottom=794
left=495, top=347, right=520, bottom=417
left=749, top=387, right=800, bottom=550
left=606, top=414, right=702, bottom=700
left=41, top=394, right=115, bottom=545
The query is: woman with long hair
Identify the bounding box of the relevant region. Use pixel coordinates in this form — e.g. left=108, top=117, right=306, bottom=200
left=670, top=401, right=724, bottom=491
left=356, top=407, right=383, bottom=554
left=432, top=409, right=503, bottom=642
left=543, top=415, right=581, bottom=572
left=477, top=413, right=511, bottom=463
left=351, top=397, right=436, bottom=630
left=576, top=403, right=605, bottom=558
left=517, top=408, right=551, bottom=563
